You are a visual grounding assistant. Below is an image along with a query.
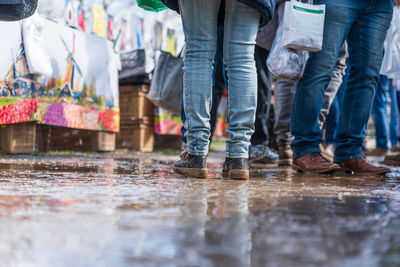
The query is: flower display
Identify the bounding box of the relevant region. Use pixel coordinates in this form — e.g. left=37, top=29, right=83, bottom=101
left=0, top=99, right=38, bottom=124
left=98, top=110, right=119, bottom=132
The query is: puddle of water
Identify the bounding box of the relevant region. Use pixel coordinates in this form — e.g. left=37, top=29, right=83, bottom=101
left=0, top=153, right=399, bottom=266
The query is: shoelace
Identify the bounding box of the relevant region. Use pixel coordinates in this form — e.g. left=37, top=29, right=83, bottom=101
left=180, top=149, right=190, bottom=161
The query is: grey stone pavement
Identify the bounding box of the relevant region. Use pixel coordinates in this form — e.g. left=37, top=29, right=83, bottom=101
left=0, top=152, right=399, bottom=267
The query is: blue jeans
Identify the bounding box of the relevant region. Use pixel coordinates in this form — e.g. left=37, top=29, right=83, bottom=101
left=179, top=0, right=260, bottom=158
left=371, top=75, right=392, bottom=150
left=390, top=87, right=398, bottom=146
left=291, top=0, right=393, bottom=162
left=180, top=26, right=227, bottom=144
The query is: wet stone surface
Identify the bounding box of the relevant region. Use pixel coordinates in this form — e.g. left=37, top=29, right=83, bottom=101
left=0, top=152, right=399, bottom=267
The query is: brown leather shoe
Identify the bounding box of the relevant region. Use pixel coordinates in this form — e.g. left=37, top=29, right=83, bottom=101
left=293, top=152, right=341, bottom=174
left=338, top=157, right=390, bottom=174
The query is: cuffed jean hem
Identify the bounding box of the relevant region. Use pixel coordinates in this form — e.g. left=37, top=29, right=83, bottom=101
left=187, top=147, right=208, bottom=157
left=225, top=152, right=249, bottom=159
left=334, top=152, right=364, bottom=163
left=293, top=147, right=321, bottom=160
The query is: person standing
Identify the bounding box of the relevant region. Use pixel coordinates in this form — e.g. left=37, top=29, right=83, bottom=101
left=163, top=0, right=275, bottom=179
left=291, top=0, right=393, bottom=174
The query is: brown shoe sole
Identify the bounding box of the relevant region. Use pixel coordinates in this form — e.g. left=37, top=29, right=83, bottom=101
left=222, top=170, right=249, bottom=180
left=173, top=167, right=208, bottom=178
left=340, top=167, right=390, bottom=175
left=292, top=164, right=341, bottom=174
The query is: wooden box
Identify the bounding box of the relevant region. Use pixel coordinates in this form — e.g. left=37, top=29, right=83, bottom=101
left=117, top=117, right=154, bottom=152
left=92, top=131, right=116, bottom=152
left=0, top=122, right=36, bottom=154
left=119, top=84, right=154, bottom=120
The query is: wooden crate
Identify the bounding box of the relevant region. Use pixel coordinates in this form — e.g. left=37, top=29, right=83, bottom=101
left=117, top=117, right=154, bottom=152
left=119, top=84, right=154, bottom=120
left=92, top=131, right=116, bottom=152
left=0, top=122, right=36, bottom=154
left=37, top=125, right=116, bottom=152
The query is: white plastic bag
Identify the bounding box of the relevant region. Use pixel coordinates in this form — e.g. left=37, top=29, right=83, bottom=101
left=380, top=6, right=400, bottom=80
left=22, top=13, right=53, bottom=76
left=267, top=4, right=309, bottom=82
left=281, top=0, right=326, bottom=52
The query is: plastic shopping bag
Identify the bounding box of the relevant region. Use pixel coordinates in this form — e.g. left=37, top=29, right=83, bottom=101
left=380, top=6, right=400, bottom=80
left=267, top=6, right=309, bottom=82
left=147, top=50, right=183, bottom=114
left=281, top=0, right=326, bottom=52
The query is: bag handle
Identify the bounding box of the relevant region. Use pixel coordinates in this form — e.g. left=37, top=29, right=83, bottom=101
left=178, top=45, right=185, bottom=58
left=294, top=0, right=313, bottom=4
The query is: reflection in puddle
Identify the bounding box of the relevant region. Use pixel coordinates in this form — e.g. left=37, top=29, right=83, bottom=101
left=0, top=153, right=398, bottom=266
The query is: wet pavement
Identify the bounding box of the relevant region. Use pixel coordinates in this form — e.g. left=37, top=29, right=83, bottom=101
left=0, top=152, right=399, bottom=267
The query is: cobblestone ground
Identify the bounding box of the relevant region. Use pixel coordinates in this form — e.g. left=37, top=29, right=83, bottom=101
left=0, top=152, right=399, bottom=267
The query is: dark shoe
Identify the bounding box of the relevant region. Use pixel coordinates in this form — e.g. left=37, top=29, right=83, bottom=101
left=278, top=141, right=293, bottom=166
left=222, top=158, right=249, bottom=180
left=364, top=148, right=389, bottom=156
left=293, top=152, right=341, bottom=174
left=248, top=144, right=268, bottom=164
left=173, top=150, right=208, bottom=178
left=338, top=157, right=390, bottom=174
left=254, top=147, right=279, bottom=164
left=384, top=153, right=400, bottom=166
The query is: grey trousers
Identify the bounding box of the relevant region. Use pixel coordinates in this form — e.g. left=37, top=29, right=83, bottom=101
left=274, top=43, right=348, bottom=145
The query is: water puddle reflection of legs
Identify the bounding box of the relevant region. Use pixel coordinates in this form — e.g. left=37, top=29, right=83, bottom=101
left=0, top=153, right=399, bottom=266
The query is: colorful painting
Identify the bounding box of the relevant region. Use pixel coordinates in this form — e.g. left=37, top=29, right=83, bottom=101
left=154, top=108, right=182, bottom=135
left=0, top=19, right=120, bottom=132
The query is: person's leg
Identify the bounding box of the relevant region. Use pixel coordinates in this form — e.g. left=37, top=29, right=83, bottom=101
left=335, top=1, right=393, bottom=164
left=249, top=46, right=278, bottom=164
left=178, top=0, right=220, bottom=156
left=370, top=75, right=390, bottom=152
left=389, top=84, right=398, bottom=147
left=173, top=0, right=220, bottom=178
left=222, top=0, right=260, bottom=179
left=210, top=26, right=226, bottom=140
left=180, top=20, right=224, bottom=149
left=274, top=80, right=297, bottom=145
left=325, top=96, right=339, bottom=145
left=291, top=0, right=358, bottom=162
left=251, top=46, right=270, bottom=146
left=319, top=43, right=348, bottom=129
left=273, top=80, right=296, bottom=166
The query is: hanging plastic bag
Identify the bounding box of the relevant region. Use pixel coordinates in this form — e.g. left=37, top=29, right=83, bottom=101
left=380, top=6, right=400, bottom=80
left=147, top=49, right=183, bottom=114
left=281, top=0, right=326, bottom=52
left=267, top=4, right=309, bottom=82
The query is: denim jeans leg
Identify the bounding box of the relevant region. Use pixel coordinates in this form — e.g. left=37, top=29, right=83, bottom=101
left=291, top=0, right=358, bottom=159
left=371, top=75, right=390, bottom=150
left=319, top=43, right=348, bottom=129
left=334, top=1, right=393, bottom=162
left=223, top=0, right=260, bottom=158
left=325, top=96, right=339, bottom=145
left=178, top=0, right=221, bottom=156
left=390, top=87, right=398, bottom=147
left=180, top=25, right=226, bottom=146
